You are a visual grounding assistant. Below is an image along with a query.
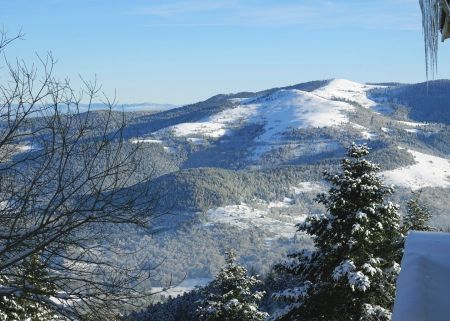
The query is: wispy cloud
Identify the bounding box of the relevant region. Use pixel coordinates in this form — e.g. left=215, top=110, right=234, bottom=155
left=137, top=0, right=235, bottom=17
left=133, top=0, right=421, bottom=30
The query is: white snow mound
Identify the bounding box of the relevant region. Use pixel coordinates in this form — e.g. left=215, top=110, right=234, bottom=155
left=393, top=231, right=450, bottom=321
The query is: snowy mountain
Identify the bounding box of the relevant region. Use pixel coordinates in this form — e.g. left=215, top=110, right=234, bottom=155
left=88, top=79, right=450, bottom=289
left=157, top=84, right=354, bottom=141
left=124, top=79, right=450, bottom=185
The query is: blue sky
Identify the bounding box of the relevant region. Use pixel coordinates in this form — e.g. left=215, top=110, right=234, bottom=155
left=0, top=0, right=449, bottom=104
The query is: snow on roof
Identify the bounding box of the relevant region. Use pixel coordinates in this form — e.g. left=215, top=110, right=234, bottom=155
left=393, top=231, right=450, bottom=321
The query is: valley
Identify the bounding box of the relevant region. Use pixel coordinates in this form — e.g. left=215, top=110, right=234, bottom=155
left=98, top=79, right=450, bottom=294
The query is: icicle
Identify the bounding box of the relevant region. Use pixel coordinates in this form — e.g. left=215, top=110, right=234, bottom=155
left=419, top=0, right=440, bottom=80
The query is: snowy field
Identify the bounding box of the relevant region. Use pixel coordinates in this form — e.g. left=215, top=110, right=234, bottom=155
left=152, top=278, right=211, bottom=298
left=290, top=182, right=323, bottom=194
left=130, top=138, right=163, bottom=144
left=203, top=182, right=322, bottom=241
left=248, top=90, right=353, bottom=143
left=382, top=149, right=450, bottom=190
left=312, top=79, right=382, bottom=109
left=205, top=202, right=306, bottom=240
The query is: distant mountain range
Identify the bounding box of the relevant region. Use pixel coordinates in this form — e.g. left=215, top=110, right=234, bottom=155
left=79, top=102, right=179, bottom=112
left=121, top=78, right=450, bottom=176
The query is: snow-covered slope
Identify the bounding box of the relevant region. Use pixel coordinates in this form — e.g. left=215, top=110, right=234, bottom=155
left=382, top=149, right=450, bottom=190
left=393, top=231, right=450, bottom=321
left=158, top=86, right=355, bottom=142
left=124, top=79, right=449, bottom=186
left=152, top=79, right=393, bottom=146
left=205, top=202, right=306, bottom=241
left=312, top=79, right=382, bottom=109
left=250, top=90, right=353, bottom=143
left=121, top=78, right=450, bottom=174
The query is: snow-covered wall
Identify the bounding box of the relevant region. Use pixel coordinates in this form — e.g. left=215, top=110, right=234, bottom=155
left=393, top=231, right=450, bottom=321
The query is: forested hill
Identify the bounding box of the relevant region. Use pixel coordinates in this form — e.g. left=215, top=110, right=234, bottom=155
left=375, top=80, right=450, bottom=124
left=34, top=78, right=450, bottom=299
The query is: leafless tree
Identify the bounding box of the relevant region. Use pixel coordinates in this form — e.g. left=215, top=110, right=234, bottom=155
left=0, top=30, right=160, bottom=320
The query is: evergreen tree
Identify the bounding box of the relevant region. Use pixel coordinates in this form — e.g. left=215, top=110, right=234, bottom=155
left=403, top=192, right=433, bottom=232
left=0, top=255, right=56, bottom=321
left=271, top=143, right=403, bottom=321
left=197, top=250, right=268, bottom=321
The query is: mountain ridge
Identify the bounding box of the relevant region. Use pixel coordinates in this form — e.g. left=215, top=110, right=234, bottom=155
left=92, top=78, right=450, bottom=291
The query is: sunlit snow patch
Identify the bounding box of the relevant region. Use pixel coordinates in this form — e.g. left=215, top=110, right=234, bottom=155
left=13, top=144, right=42, bottom=155
left=361, top=131, right=378, bottom=139
left=251, top=90, right=353, bottom=143
left=382, top=150, right=450, bottom=190
left=351, top=123, right=378, bottom=140
left=205, top=203, right=305, bottom=240
left=290, top=182, right=323, bottom=194
left=187, top=137, right=207, bottom=145
left=397, top=120, right=427, bottom=127
left=268, top=197, right=293, bottom=209
left=130, top=139, right=163, bottom=144
left=17, top=144, right=39, bottom=152
left=130, top=138, right=176, bottom=153
left=312, top=79, right=382, bottom=109
left=162, top=104, right=258, bottom=138
left=151, top=278, right=211, bottom=298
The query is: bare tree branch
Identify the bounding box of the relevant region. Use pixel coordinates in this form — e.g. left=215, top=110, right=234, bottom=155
left=0, top=31, right=160, bottom=320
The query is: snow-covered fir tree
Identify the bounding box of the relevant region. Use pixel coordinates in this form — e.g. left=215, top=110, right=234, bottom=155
left=196, top=250, right=268, bottom=321
left=0, top=255, right=57, bottom=321
left=403, top=192, right=433, bottom=232
left=271, top=143, right=403, bottom=321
